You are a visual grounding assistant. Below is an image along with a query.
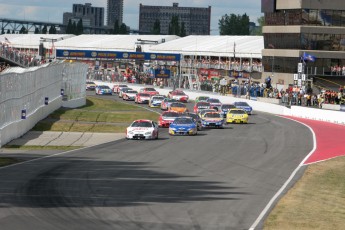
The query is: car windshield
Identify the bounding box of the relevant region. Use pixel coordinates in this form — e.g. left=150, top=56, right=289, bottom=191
left=204, top=113, right=222, bottom=118
left=100, top=86, right=110, bottom=89
left=163, top=112, right=179, bottom=118
left=170, top=103, right=186, bottom=108
left=198, top=96, right=209, bottom=100
left=174, top=91, right=185, bottom=95
left=119, top=85, right=128, bottom=87
left=145, top=88, right=156, bottom=91
left=173, top=118, right=194, bottom=124
left=221, top=104, right=236, bottom=109
left=230, top=110, right=246, bottom=114
left=131, top=121, right=153, bottom=127
left=87, top=81, right=95, bottom=84
left=197, top=102, right=210, bottom=107
left=201, top=109, right=216, bottom=114
left=140, top=93, right=150, bottom=97
left=208, top=99, right=220, bottom=103
left=235, top=102, right=249, bottom=106
left=122, top=88, right=132, bottom=92
left=153, top=96, right=164, bottom=100
left=186, top=113, right=199, bottom=120
left=127, top=90, right=138, bottom=94
left=165, top=98, right=177, bottom=102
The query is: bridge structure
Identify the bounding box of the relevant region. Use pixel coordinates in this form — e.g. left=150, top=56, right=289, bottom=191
left=0, top=18, right=142, bottom=34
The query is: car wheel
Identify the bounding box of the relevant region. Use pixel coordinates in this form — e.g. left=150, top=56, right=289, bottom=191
left=156, top=132, right=159, bottom=139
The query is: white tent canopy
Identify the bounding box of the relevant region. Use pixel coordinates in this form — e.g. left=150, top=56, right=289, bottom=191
left=54, top=35, right=180, bottom=52
left=148, top=35, right=264, bottom=59
left=0, top=34, right=75, bottom=49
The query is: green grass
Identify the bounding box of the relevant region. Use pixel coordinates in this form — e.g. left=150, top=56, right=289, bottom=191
left=32, top=96, right=160, bottom=133
left=264, top=157, right=345, bottom=230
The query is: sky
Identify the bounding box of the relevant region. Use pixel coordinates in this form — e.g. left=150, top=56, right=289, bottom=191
left=0, top=0, right=263, bottom=34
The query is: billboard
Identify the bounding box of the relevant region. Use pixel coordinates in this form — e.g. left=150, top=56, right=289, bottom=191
left=154, top=68, right=170, bottom=78
left=56, top=50, right=181, bottom=61
left=261, top=0, right=276, bottom=13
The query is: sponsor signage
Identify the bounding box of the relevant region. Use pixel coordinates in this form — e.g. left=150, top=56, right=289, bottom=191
left=229, top=71, right=250, bottom=78
left=56, top=50, right=181, bottom=61
left=154, top=69, right=171, bottom=78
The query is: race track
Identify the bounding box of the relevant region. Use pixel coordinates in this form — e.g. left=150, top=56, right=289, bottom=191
left=0, top=92, right=313, bottom=230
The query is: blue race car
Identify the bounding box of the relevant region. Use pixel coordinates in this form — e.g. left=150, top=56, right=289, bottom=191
left=169, top=117, right=198, bottom=136
left=220, top=104, right=236, bottom=118
left=234, top=101, right=253, bottom=115
left=95, top=85, right=113, bottom=95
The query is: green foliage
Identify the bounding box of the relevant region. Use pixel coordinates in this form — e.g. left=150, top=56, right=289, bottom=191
left=113, top=19, right=120, bottom=34
left=76, top=19, right=83, bottom=35
left=119, top=23, right=128, bottom=34
left=255, top=16, right=265, bottom=35
left=34, top=27, right=40, bottom=34
left=19, top=26, right=28, bottom=34
left=1, top=28, right=4, bottom=34
left=218, top=13, right=250, bottom=35
left=180, top=22, right=186, bottom=37
left=152, top=19, right=161, bottom=35
left=72, top=21, right=77, bottom=35
left=42, top=25, right=48, bottom=34
left=49, top=25, right=57, bottom=34
left=66, top=19, right=72, bottom=34
left=7, top=29, right=10, bottom=34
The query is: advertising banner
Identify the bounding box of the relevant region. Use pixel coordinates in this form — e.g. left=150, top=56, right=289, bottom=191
left=56, top=50, right=181, bottom=61
left=154, top=68, right=171, bottom=78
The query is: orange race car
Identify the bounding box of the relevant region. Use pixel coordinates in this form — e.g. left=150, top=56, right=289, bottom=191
left=169, top=102, right=188, bottom=113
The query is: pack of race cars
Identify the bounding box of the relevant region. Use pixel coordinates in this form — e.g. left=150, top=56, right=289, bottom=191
left=95, top=83, right=253, bottom=140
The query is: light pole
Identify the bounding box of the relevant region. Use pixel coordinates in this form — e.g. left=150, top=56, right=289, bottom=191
left=40, top=37, right=57, bottom=60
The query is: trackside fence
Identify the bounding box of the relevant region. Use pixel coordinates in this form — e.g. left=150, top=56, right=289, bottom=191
left=0, top=61, right=88, bottom=147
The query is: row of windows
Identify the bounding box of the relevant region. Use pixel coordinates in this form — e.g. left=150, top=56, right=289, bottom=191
left=264, top=33, right=345, bottom=51
left=265, top=9, right=345, bottom=26
left=140, top=12, right=209, bottom=20
left=262, top=57, right=345, bottom=74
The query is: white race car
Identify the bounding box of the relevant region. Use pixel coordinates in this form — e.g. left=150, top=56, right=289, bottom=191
left=126, top=120, right=159, bottom=140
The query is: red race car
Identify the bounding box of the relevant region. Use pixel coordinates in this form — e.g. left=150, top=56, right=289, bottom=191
left=168, top=90, right=189, bottom=102
left=140, top=87, right=159, bottom=96
left=135, top=93, right=151, bottom=104
left=158, top=111, right=180, bottom=128
left=193, top=102, right=211, bottom=113
left=112, top=84, right=128, bottom=94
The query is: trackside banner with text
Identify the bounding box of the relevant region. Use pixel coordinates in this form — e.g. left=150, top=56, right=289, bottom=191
left=56, top=50, right=181, bottom=61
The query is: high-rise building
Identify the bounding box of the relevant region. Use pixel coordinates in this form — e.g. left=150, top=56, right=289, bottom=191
left=63, top=3, right=104, bottom=28
left=107, top=0, right=124, bottom=27
left=261, top=0, right=345, bottom=88
left=139, top=3, right=211, bottom=35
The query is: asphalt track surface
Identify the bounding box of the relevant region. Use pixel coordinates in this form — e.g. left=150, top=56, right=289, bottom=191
left=0, top=92, right=313, bottom=230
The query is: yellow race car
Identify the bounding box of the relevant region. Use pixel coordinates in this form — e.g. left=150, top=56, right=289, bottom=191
left=226, top=108, right=248, bottom=124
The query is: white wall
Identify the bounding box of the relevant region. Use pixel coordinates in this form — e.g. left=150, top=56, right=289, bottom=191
left=95, top=81, right=345, bottom=125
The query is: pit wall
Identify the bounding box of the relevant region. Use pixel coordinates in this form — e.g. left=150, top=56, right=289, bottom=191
left=95, top=81, right=345, bottom=125
left=0, top=62, right=88, bottom=147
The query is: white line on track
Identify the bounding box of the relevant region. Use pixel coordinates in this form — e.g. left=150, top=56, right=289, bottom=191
left=248, top=116, right=317, bottom=230
left=0, top=95, right=162, bottom=171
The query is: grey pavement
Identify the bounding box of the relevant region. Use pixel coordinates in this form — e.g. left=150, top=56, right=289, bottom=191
left=6, top=131, right=124, bottom=147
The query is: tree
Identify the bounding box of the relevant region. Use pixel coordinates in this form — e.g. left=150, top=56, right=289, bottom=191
left=1, top=28, right=4, bottom=34
left=34, top=27, right=40, bottom=34
left=151, top=19, right=161, bottom=35
left=7, top=29, right=10, bottom=34
left=169, top=15, right=180, bottom=36
left=49, top=25, right=57, bottom=34
left=12, top=30, right=15, bottom=34
left=113, top=19, right=119, bottom=34
left=218, top=13, right=250, bottom=35
left=255, top=16, right=265, bottom=35
left=19, top=26, right=28, bottom=34
left=119, top=23, right=128, bottom=34
left=42, top=25, right=48, bottom=34
left=72, top=21, right=77, bottom=35
left=180, top=22, right=186, bottom=37
left=76, top=19, right=83, bottom=35
left=66, top=19, right=73, bottom=34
